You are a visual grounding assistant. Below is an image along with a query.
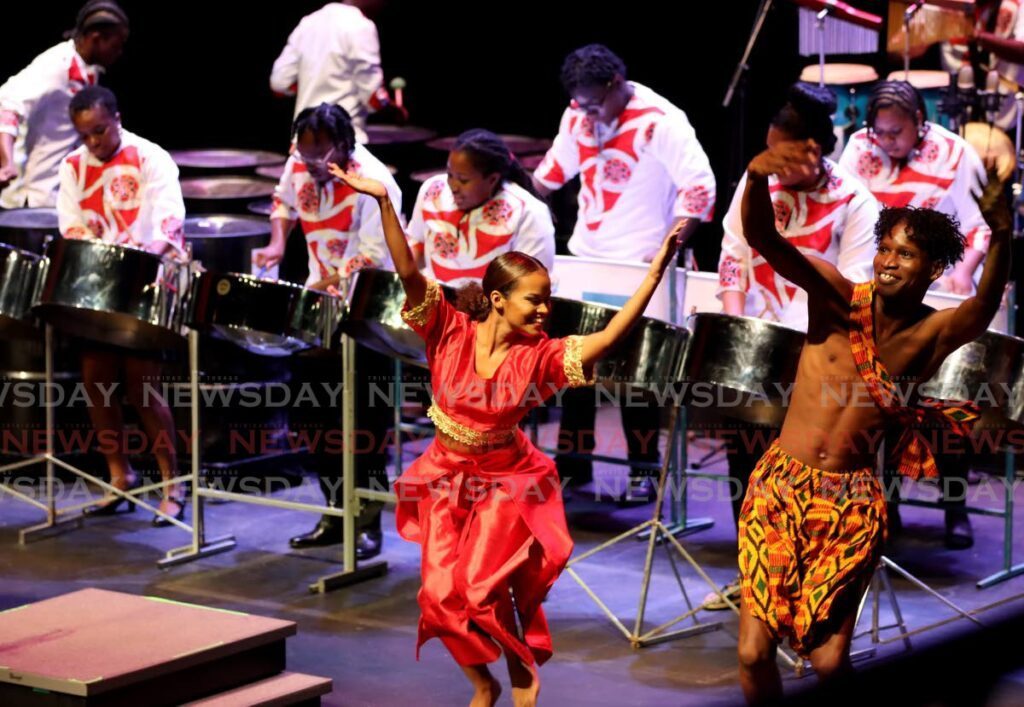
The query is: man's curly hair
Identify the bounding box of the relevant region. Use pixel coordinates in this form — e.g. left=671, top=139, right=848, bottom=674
left=874, top=206, right=967, bottom=271
left=560, top=44, right=626, bottom=93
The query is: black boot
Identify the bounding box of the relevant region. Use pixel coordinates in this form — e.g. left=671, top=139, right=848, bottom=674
left=289, top=515, right=343, bottom=548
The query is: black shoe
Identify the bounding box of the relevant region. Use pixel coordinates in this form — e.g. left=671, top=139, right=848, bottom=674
left=83, top=477, right=139, bottom=517
left=618, top=476, right=657, bottom=505
left=945, top=509, right=974, bottom=550
left=152, top=498, right=186, bottom=528
left=355, top=528, right=383, bottom=560
left=289, top=517, right=343, bottom=549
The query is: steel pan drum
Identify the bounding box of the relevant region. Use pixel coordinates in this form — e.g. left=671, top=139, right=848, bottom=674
left=342, top=268, right=445, bottom=365
left=364, top=124, right=437, bottom=145
left=186, top=271, right=343, bottom=357
left=0, top=243, right=43, bottom=338
left=0, top=208, right=60, bottom=253
left=184, top=215, right=271, bottom=274
left=180, top=176, right=277, bottom=215
left=426, top=134, right=552, bottom=155
left=919, top=331, right=1024, bottom=430
left=33, top=238, right=187, bottom=350
left=255, top=163, right=286, bottom=181
left=682, top=313, right=806, bottom=425
left=544, top=300, right=689, bottom=390
left=171, top=149, right=287, bottom=173
left=247, top=198, right=274, bottom=217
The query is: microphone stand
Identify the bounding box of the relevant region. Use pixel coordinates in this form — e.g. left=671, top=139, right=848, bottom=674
left=723, top=0, right=773, bottom=189
left=902, top=1, right=925, bottom=77
left=816, top=8, right=829, bottom=86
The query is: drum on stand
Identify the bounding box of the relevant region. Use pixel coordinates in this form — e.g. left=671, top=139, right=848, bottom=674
left=0, top=208, right=60, bottom=254
left=183, top=271, right=344, bottom=476
left=170, top=149, right=287, bottom=178
left=184, top=215, right=271, bottom=276
left=0, top=243, right=44, bottom=340
left=682, top=313, right=806, bottom=426
left=185, top=271, right=343, bottom=357
left=33, top=238, right=187, bottom=351
left=964, top=122, right=1016, bottom=184
left=920, top=331, right=1024, bottom=431
left=180, top=176, right=277, bottom=215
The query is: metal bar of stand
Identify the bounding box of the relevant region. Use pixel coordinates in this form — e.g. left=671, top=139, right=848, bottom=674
left=978, top=444, right=1023, bottom=587
left=311, top=334, right=387, bottom=593
left=393, top=358, right=404, bottom=478
left=565, top=405, right=733, bottom=649
left=881, top=556, right=985, bottom=627
left=162, top=329, right=237, bottom=568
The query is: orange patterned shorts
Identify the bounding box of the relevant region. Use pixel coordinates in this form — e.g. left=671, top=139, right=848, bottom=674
left=738, top=441, right=886, bottom=656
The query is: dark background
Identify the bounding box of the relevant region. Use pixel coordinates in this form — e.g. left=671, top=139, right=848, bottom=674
left=4, top=1, right=913, bottom=267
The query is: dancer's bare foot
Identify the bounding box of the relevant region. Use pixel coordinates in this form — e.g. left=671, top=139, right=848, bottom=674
left=462, top=665, right=501, bottom=707
left=507, top=654, right=539, bottom=707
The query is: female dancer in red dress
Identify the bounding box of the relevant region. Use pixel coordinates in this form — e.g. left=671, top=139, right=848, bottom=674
left=330, top=163, right=683, bottom=707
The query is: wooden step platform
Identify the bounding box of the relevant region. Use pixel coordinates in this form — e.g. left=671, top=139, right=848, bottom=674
left=184, top=671, right=332, bottom=706
left=0, top=588, right=297, bottom=706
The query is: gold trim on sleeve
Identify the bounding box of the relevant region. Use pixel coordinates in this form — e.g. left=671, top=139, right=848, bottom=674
left=564, top=335, right=594, bottom=387
left=401, top=278, right=441, bottom=328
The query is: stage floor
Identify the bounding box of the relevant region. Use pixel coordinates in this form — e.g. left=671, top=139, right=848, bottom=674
left=3, top=413, right=1024, bottom=706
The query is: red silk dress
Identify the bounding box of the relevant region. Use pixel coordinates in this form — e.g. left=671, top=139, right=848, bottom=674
left=395, top=280, right=590, bottom=667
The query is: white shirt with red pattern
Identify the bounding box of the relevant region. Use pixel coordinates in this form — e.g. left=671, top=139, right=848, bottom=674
left=839, top=123, right=990, bottom=254
left=269, top=3, right=389, bottom=144
left=271, top=143, right=400, bottom=286
left=0, top=40, right=102, bottom=208
left=717, top=159, right=878, bottom=332
left=941, top=0, right=1024, bottom=131
left=57, top=129, right=186, bottom=258
left=533, top=82, right=716, bottom=262
left=407, top=175, right=555, bottom=287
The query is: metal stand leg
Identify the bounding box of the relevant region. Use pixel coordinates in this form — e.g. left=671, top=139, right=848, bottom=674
left=14, top=326, right=83, bottom=542
left=978, top=444, right=1024, bottom=588
left=567, top=407, right=727, bottom=647
left=647, top=407, right=713, bottom=539
left=161, top=330, right=236, bottom=567
left=310, top=334, right=387, bottom=592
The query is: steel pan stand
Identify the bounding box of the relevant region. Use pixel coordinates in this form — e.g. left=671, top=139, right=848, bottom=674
left=160, top=332, right=388, bottom=594
left=845, top=447, right=996, bottom=668
left=3, top=326, right=195, bottom=543
left=980, top=91, right=1024, bottom=588
left=160, top=329, right=237, bottom=568
left=564, top=405, right=797, bottom=672
left=306, top=334, right=391, bottom=592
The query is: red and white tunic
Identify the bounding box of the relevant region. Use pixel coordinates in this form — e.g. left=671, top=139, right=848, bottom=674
left=717, top=159, right=878, bottom=331
left=839, top=123, right=990, bottom=253
left=407, top=175, right=555, bottom=286
left=0, top=40, right=102, bottom=208
left=269, top=3, right=388, bottom=144
left=56, top=129, right=186, bottom=258
left=271, top=143, right=401, bottom=286
left=533, top=82, right=715, bottom=262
